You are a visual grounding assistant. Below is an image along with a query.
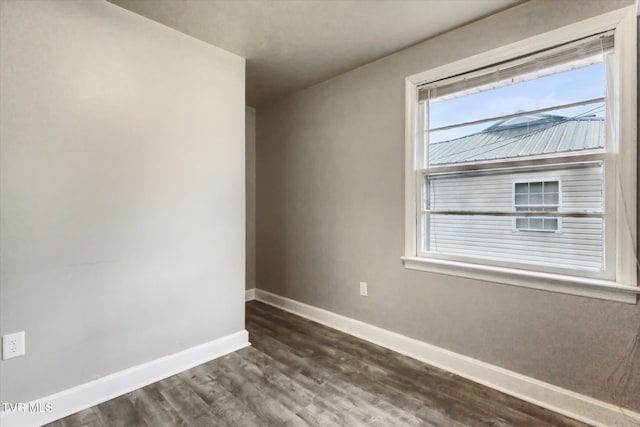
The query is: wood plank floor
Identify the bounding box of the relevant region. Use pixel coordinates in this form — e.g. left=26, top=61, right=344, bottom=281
left=49, top=301, right=588, bottom=426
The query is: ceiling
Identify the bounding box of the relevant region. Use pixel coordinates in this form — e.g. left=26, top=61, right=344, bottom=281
left=110, top=0, right=520, bottom=106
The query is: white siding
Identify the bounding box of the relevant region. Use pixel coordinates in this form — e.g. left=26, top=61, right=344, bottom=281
left=426, top=165, right=603, bottom=270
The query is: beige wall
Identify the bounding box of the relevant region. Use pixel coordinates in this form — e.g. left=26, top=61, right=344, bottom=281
left=0, top=0, right=245, bottom=403
left=256, top=0, right=640, bottom=411
left=246, top=107, right=256, bottom=290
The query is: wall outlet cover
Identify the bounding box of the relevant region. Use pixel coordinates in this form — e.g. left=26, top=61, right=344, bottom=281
left=359, top=282, right=368, bottom=296
left=2, top=331, right=26, bottom=360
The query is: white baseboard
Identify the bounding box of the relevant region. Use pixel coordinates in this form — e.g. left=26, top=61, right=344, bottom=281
left=0, top=330, right=250, bottom=427
left=255, top=289, right=640, bottom=427
left=245, top=288, right=256, bottom=301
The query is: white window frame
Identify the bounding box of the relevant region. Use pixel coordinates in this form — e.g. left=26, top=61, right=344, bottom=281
left=512, top=179, right=562, bottom=233
left=402, top=6, right=638, bottom=304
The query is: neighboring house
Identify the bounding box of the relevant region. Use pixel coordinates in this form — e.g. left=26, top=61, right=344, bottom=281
left=426, top=114, right=604, bottom=271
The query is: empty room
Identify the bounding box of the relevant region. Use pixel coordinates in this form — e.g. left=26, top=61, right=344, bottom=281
left=1, top=0, right=639, bottom=426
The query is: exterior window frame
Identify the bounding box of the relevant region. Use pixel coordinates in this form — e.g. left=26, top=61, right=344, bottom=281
left=402, top=6, right=638, bottom=304
left=512, top=179, right=562, bottom=233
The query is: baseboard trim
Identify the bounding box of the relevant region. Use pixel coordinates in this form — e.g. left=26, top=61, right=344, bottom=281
left=245, top=288, right=256, bottom=301
left=255, top=289, right=640, bottom=427
left=0, top=330, right=250, bottom=427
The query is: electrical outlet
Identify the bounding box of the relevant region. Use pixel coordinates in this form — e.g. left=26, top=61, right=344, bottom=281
left=359, top=282, right=368, bottom=296
left=2, top=331, right=25, bottom=360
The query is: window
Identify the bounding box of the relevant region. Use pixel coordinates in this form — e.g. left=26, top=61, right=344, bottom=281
left=403, top=7, right=638, bottom=303
left=514, top=181, right=560, bottom=232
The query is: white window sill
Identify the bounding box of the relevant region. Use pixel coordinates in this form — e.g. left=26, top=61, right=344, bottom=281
left=401, top=256, right=639, bottom=304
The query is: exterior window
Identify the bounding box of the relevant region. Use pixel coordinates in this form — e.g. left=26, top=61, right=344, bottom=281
left=403, top=8, right=638, bottom=303
left=514, top=181, right=560, bottom=232
left=420, top=39, right=608, bottom=272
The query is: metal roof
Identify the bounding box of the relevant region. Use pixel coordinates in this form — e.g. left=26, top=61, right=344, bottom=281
left=429, top=114, right=604, bottom=165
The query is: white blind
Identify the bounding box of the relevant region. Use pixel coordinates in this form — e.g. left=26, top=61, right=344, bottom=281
left=418, top=31, right=614, bottom=101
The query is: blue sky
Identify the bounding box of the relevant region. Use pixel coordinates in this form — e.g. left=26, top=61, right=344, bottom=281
left=428, top=63, right=605, bottom=143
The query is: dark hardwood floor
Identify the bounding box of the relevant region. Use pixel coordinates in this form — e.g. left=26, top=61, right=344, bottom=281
left=49, top=301, right=587, bottom=426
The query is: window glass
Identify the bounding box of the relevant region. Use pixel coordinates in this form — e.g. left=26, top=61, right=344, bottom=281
left=420, top=53, right=607, bottom=272
left=427, top=63, right=605, bottom=166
